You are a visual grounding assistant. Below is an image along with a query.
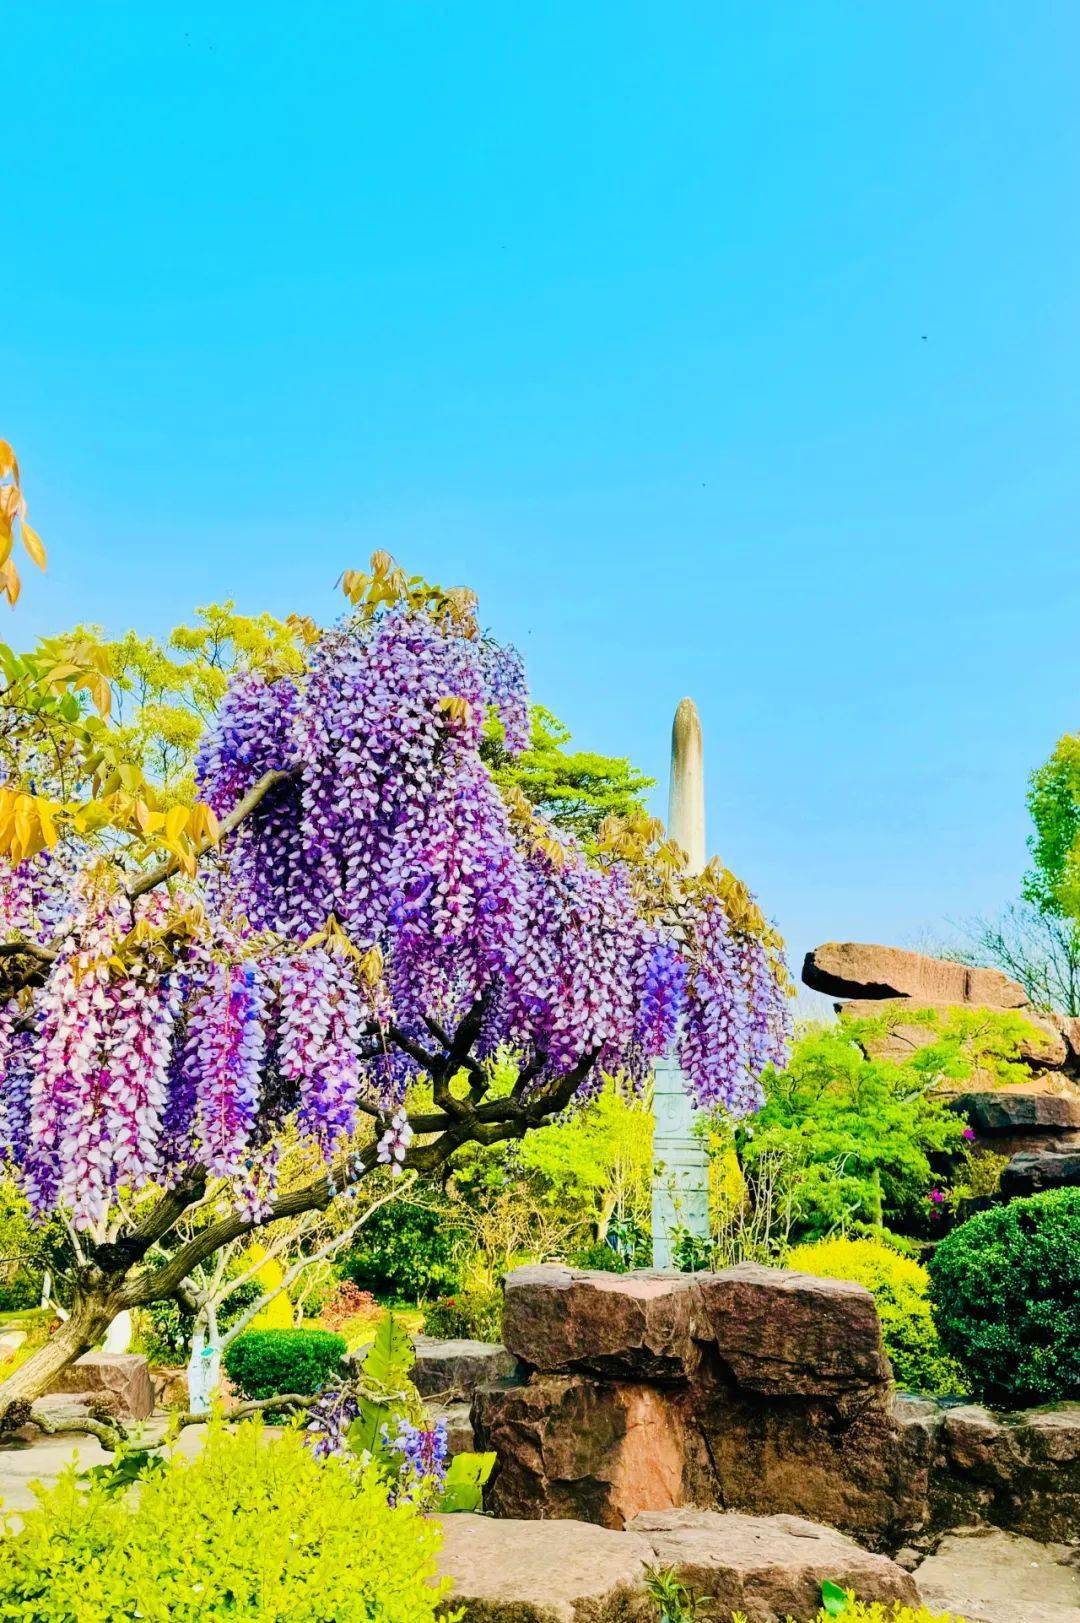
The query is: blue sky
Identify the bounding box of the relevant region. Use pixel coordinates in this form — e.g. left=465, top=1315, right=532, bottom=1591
left=5, top=3, right=1079, bottom=986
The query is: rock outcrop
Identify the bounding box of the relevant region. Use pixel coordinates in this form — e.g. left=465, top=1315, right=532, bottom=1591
left=802, top=940, right=1080, bottom=1199
left=435, top=1508, right=918, bottom=1623
left=412, top=1337, right=518, bottom=1401
left=473, top=1266, right=1080, bottom=1553
left=802, top=944, right=1029, bottom=1008
left=42, top=1351, right=154, bottom=1420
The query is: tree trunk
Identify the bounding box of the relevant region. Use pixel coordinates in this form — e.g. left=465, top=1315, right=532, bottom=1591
left=0, top=1291, right=116, bottom=1413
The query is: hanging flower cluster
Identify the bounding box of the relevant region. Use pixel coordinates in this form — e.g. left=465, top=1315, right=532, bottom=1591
left=0, top=573, right=790, bottom=1231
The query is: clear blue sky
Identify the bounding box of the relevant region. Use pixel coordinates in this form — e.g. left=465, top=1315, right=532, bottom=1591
left=5, top=3, right=1079, bottom=985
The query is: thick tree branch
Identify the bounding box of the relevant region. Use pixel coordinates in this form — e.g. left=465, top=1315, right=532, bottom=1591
left=126, top=767, right=296, bottom=902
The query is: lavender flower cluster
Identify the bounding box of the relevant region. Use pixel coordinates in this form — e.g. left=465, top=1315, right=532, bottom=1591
left=0, top=595, right=789, bottom=1231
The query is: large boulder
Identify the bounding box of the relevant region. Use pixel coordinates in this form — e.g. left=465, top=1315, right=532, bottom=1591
left=837, top=999, right=1067, bottom=1068
left=934, top=1403, right=1080, bottom=1546
left=687, top=1384, right=940, bottom=1553
left=695, top=1264, right=890, bottom=1400
left=43, top=1352, right=154, bottom=1420
left=803, top=943, right=1029, bottom=1009
left=942, top=1077, right=1080, bottom=1136
left=1000, top=1144, right=1080, bottom=1197
left=434, top=1510, right=918, bottom=1623
left=629, top=1509, right=919, bottom=1621
left=502, top=1267, right=700, bottom=1384
left=412, top=1337, right=518, bottom=1401
left=472, top=1373, right=705, bottom=1528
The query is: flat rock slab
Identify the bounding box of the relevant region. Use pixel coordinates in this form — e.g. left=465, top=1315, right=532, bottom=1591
left=915, top=1527, right=1080, bottom=1623
left=502, top=1267, right=700, bottom=1383
left=42, top=1352, right=154, bottom=1420
left=412, top=1338, right=519, bottom=1400
left=803, top=943, right=1029, bottom=1008
left=631, top=1510, right=918, bottom=1620
left=435, top=1512, right=656, bottom=1623
left=435, top=1509, right=918, bottom=1623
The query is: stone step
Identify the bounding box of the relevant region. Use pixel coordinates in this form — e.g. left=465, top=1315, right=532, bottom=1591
left=435, top=1508, right=918, bottom=1623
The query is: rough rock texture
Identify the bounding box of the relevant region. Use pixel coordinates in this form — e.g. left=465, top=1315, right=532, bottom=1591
left=434, top=1509, right=918, bottom=1623
left=502, top=1268, right=699, bottom=1384
left=629, top=1510, right=919, bottom=1621
left=942, top=1076, right=1080, bottom=1135
left=42, top=1352, right=154, bottom=1419
left=429, top=1400, right=475, bottom=1457
left=694, top=1385, right=940, bottom=1552
left=473, top=1373, right=704, bottom=1528
left=803, top=943, right=1029, bottom=1008
left=412, top=1337, right=518, bottom=1401
left=934, top=1403, right=1080, bottom=1545
left=837, top=998, right=1068, bottom=1067
left=915, top=1528, right=1080, bottom=1623
left=1000, top=1144, right=1080, bottom=1196
left=695, top=1264, right=890, bottom=1398
left=476, top=1267, right=1079, bottom=1553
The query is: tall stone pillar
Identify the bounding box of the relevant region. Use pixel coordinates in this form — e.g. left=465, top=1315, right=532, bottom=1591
left=651, top=698, right=710, bottom=1269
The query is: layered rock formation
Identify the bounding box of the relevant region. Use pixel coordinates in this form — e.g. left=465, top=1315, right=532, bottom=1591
left=471, top=1266, right=1080, bottom=1552
left=803, top=941, right=1080, bottom=1190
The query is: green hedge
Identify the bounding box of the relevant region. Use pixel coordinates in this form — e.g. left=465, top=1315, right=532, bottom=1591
left=223, top=1328, right=346, bottom=1400
left=422, top=1289, right=503, bottom=1343
left=929, top=1187, right=1080, bottom=1407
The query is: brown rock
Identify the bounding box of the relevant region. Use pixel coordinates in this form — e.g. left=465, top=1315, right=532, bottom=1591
left=943, top=1077, right=1080, bottom=1135
left=838, top=999, right=1067, bottom=1068
left=43, top=1352, right=154, bottom=1419
left=803, top=943, right=1029, bottom=1009
left=695, top=1264, right=890, bottom=1398
left=472, top=1373, right=704, bottom=1529
left=629, top=1509, right=919, bottom=1621
left=428, top=1400, right=475, bottom=1457
left=935, top=1403, right=1080, bottom=1546
left=1000, top=1145, right=1080, bottom=1197
left=688, top=1383, right=939, bottom=1552
left=434, top=1509, right=918, bottom=1623
left=412, top=1337, right=518, bottom=1401
left=435, top=1512, right=656, bottom=1623
left=1050, top=1012, right=1080, bottom=1066
left=502, top=1267, right=700, bottom=1384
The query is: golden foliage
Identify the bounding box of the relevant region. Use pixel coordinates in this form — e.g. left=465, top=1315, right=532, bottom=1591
left=0, top=439, right=47, bottom=607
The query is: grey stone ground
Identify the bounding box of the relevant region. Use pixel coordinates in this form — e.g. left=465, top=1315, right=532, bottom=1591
left=0, top=1434, right=1076, bottom=1621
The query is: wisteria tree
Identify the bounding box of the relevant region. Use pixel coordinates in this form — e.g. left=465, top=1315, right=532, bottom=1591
left=0, top=552, right=789, bottom=1412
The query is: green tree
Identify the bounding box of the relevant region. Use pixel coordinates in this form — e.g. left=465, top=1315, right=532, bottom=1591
left=482, top=705, right=653, bottom=846
left=1024, top=732, right=1080, bottom=918
left=738, top=1008, right=1038, bottom=1240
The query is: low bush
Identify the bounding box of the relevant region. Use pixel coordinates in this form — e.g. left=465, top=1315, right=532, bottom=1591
left=787, top=1236, right=964, bottom=1395
left=0, top=1419, right=448, bottom=1622
left=320, top=1279, right=378, bottom=1333
left=929, top=1187, right=1080, bottom=1407
left=223, top=1327, right=346, bottom=1400
left=422, top=1289, right=503, bottom=1343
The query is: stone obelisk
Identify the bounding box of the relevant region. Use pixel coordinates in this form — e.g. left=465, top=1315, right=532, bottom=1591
left=651, top=698, right=711, bottom=1268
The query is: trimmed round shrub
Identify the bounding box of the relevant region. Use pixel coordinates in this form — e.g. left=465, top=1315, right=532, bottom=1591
left=0, top=1419, right=447, bottom=1623
left=787, top=1235, right=964, bottom=1394
left=928, top=1187, right=1080, bottom=1407
left=223, top=1327, right=346, bottom=1400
